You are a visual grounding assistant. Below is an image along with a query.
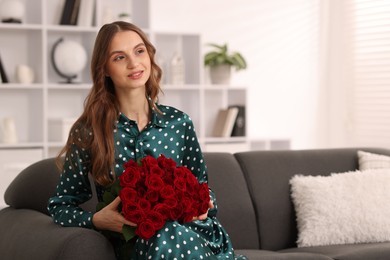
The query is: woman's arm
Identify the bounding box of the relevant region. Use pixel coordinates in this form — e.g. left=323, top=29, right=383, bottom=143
left=47, top=144, right=95, bottom=228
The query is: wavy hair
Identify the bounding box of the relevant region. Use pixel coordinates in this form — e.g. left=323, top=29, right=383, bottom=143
left=57, top=21, right=163, bottom=186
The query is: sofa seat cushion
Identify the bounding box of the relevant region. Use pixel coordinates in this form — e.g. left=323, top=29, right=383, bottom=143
left=235, top=249, right=333, bottom=260
left=280, top=242, right=390, bottom=260
left=0, top=207, right=116, bottom=260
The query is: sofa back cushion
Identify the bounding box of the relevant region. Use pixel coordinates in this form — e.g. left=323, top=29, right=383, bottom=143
left=4, top=158, right=98, bottom=215
left=204, top=152, right=259, bottom=250
left=234, top=147, right=390, bottom=251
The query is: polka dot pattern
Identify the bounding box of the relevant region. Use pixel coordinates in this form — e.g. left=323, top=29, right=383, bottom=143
left=47, top=104, right=246, bottom=259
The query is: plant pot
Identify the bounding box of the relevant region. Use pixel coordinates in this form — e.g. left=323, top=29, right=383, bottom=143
left=209, top=65, right=231, bottom=85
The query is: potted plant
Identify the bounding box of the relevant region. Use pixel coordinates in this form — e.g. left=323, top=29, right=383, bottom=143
left=204, top=43, right=247, bottom=84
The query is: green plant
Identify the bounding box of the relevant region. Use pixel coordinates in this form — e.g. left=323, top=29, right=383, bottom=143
left=204, top=43, right=247, bottom=71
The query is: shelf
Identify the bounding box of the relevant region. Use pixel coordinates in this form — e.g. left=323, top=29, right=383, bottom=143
left=0, top=83, right=44, bottom=89
left=0, top=23, right=42, bottom=31
left=0, top=143, right=44, bottom=149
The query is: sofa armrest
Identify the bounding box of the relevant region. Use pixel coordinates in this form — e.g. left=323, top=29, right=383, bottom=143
left=0, top=207, right=116, bottom=260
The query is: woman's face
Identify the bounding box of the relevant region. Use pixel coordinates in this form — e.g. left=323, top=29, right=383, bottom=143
left=105, top=30, right=151, bottom=92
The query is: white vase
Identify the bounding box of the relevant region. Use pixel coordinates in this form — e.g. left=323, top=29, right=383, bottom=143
left=170, top=52, right=185, bottom=85
left=1, top=117, right=18, bottom=144
left=210, top=65, right=231, bottom=85
left=15, top=64, right=34, bottom=84
left=0, top=0, right=25, bottom=23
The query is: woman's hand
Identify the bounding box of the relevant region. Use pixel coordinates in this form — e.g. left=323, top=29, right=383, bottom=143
left=92, top=196, right=136, bottom=233
left=193, top=200, right=214, bottom=221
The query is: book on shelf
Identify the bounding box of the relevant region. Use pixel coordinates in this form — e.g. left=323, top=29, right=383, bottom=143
left=77, top=0, right=95, bottom=27
left=0, top=54, right=9, bottom=83
left=212, top=107, right=239, bottom=138
left=60, top=0, right=81, bottom=25
left=229, top=105, right=246, bottom=137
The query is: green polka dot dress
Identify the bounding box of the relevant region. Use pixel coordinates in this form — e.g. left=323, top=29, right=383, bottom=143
left=48, top=104, right=247, bottom=260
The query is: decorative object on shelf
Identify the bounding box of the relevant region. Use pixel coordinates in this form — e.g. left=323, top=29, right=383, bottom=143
left=118, top=13, right=132, bottom=23
left=0, top=117, right=18, bottom=144
left=0, top=54, right=9, bottom=83
left=212, top=107, right=239, bottom=137
left=0, top=0, right=25, bottom=23
left=229, top=105, right=246, bottom=136
left=76, top=0, right=95, bottom=27
left=102, top=6, right=115, bottom=25
left=15, top=64, right=34, bottom=84
left=204, top=43, right=247, bottom=84
left=51, top=38, right=88, bottom=83
left=59, top=0, right=81, bottom=25
left=170, top=52, right=185, bottom=85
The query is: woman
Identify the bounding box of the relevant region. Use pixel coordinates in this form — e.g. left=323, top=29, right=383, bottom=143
left=48, top=21, right=246, bottom=259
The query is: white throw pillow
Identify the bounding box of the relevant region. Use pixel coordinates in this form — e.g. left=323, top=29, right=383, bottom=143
left=290, top=169, right=390, bottom=247
left=358, top=150, right=390, bottom=170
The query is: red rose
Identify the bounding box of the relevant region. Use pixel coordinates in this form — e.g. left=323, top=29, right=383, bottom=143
left=119, top=167, right=143, bottom=188
left=141, top=156, right=158, bottom=170
left=174, top=167, right=187, bottom=178
left=163, top=197, right=178, bottom=209
left=149, top=165, right=164, bottom=176
left=181, top=196, right=194, bottom=213
left=145, top=190, right=160, bottom=203
left=170, top=203, right=184, bottom=220
left=123, top=159, right=138, bottom=169
left=146, top=211, right=166, bottom=230
left=119, top=187, right=137, bottom=203
left=198, top=183, right=210, bottom=201
left=136, top=220, right=156, bottom=240
left=138, top=198, right=151, bottom=212
left=173, top=176, right=187, bottom=192
left=153, top=204, right=170, bottom=220
left=122, top=202, right=142, bottom=223
left=161, top=172, right=174, bottom=186
left=136, top=186, right=146, bottom=197
left=157, top=154, right=177, bottom=170
left=146, top=174, right=164, bottom=190
left=160, top=185, right=175, bottom=199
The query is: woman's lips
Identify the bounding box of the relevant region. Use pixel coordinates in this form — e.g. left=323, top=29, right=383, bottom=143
left=128, top=71, right=143, bottom=80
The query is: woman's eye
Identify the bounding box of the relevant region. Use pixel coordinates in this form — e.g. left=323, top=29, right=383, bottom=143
left=113, top=55, right=125, bottom=62
left=136, top=48, right=146, bottom=55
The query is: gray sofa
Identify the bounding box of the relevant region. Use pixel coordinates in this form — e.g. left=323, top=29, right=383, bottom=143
left=1, top=147, right=390, bottom=259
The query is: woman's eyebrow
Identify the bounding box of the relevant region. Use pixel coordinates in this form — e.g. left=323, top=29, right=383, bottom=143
left=109, top=43, right=146, bottom=56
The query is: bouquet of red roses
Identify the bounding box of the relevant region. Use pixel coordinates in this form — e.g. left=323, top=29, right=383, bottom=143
left=98, top=154, right=210, bottom=241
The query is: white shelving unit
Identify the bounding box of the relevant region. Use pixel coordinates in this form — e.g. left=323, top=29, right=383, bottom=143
left=0, top=0, right=249, bottom=156
left=0, top=0, right=249, bottom=198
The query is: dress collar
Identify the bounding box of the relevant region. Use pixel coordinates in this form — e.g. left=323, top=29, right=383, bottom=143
left=117, top=105, right=167, bottom=129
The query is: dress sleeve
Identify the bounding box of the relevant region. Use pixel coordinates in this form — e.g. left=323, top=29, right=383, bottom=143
left=182, top=115, right=218, bottom=217
left=47, top=143, right=95, bottom=228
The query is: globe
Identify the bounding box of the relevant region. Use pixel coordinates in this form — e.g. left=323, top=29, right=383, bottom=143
left=51, top=38, right=88, bottom=83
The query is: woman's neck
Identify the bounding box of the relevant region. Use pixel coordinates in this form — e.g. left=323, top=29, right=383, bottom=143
left=118, top=89, right=150, bottom=130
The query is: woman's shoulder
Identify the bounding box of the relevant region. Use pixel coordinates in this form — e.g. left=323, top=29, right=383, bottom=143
left=156, top=104, right=193, bottom=122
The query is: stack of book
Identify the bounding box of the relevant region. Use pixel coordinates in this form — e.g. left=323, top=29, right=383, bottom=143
left=59, top=0, right=95, bottom=26
left=212, top=105, right=246, bottom=137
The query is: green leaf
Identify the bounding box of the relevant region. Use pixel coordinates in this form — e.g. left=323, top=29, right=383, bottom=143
left=122, top=224, right=136, bottom=242
left=96, top=202, right=107, bottom=212
left=103, top=190, right=115, bottom=205
left=204, top=42, right=246, bottom=70
left=110, top=180, right=121, bottom=196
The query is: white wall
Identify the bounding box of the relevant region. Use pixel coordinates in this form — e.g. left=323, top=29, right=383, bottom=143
left=150, top=0, right=332, bottom=149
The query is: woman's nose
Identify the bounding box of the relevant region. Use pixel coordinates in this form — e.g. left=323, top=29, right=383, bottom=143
left=127, top=56, right=138, bottom=68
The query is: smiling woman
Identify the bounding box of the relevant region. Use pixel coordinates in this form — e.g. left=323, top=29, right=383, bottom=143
left=47, top=21, right=247, bottom=260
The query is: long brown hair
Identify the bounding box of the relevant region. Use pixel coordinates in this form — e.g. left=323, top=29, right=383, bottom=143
left=57, top=21, right=162, bottom=186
